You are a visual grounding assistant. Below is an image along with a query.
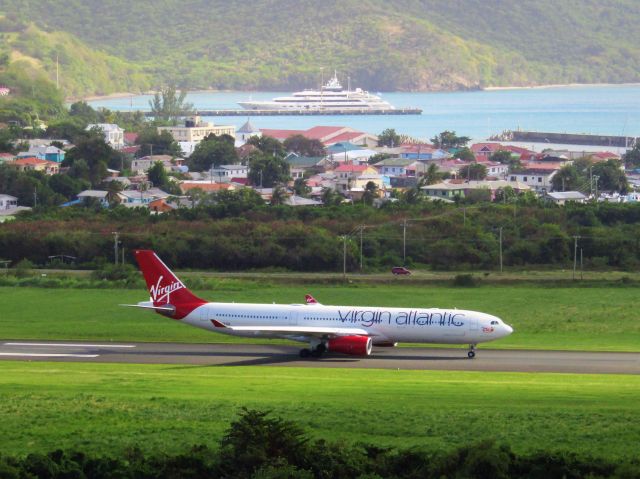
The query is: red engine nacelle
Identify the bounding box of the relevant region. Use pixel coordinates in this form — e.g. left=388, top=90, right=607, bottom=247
left=327, top=335, right=372, bottom=356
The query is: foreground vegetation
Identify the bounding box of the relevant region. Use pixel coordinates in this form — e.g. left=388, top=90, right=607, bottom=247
left=1, top=409, right=638, bottom=479
left=1, top=283, right=639, bottom=351
left=0, top=362, right=638, bottom=464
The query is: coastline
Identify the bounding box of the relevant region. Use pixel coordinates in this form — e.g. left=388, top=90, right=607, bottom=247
left=77, top=82, right=640, bottom=103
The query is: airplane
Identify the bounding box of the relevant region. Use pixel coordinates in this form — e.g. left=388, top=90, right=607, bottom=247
left=126, top=250, right=513, bottom=359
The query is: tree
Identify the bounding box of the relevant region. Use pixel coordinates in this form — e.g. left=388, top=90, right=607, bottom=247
left=283, top=135, right=326, bottom=157
left=248, top=153, right=290, bottom=188
left=63, top=131, right=118, bottom=186
left=136, top=127, right=182, bottom=157
left=552, top=164, right=580, bottom=191
left=456, top=147, right=475, bottom=162
left=377, top=128, right=401, bottom=147
left=623, top=143, right=640, bottom=169
left=270, top=185, right=288, bottom=205
left=459, top=163, right=487, bottom=180
left=147, top=161, right=170, bottom=189
left=247, top=135, right=286, bottom=158
left=293, top=178, right=311, bottom=197
left=489, top=150, right=513, bottom=164
left=368, top=152, right=392, bottom=165
left=321, top=187, right=343, bottom=206
left=431, top=131, right=471, bottom=149
left=361, top=181, right=379, bottom=205
left=188, top=134, right=238, bottom=172
left=591, top=159, right=628, bottom=193
left=148, top=85, right=194, bottom=122
left=419, top=163, right=442, bottom=186
left=68, top=101, right=99, bottom=124
left=105, top=180, right=123, bottom=207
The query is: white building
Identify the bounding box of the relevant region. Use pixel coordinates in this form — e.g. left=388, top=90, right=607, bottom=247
left=235, top=119, right=261, bottom=146
left=509, top=168, right=558, bottom=191
left=86, top=123, right=125, bottom=149
left=0, top=194, right=18, bottom=210
left=209, top=164, right=248, bottom=182
left=158, top=116, right=235, bottom=143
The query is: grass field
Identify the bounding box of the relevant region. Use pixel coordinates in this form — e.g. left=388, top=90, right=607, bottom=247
left=0, top=361, right=638, bottom=459
left=1, top=284, right=639, bottom=351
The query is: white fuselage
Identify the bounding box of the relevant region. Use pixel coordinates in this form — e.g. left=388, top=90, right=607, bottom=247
left=180, top=302, right=512, bottom=346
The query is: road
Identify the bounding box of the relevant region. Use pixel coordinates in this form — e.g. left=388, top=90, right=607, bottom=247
left=1, top=340, right=638, bottom=374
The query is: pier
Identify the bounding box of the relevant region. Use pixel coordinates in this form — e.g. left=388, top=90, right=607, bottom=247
left=134, top=108, right=422, bottom=117
left=494, top=130, right=637, bottom=149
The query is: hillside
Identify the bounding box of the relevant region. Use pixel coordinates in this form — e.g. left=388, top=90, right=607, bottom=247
left=1, top=0, right=639, bottom=96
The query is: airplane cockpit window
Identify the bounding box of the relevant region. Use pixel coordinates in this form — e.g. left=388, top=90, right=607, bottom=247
left=490, top=320, right=499, bottom=325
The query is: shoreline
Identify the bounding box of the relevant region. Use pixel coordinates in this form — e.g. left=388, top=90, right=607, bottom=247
left=76, top=82, right=640, bottom=103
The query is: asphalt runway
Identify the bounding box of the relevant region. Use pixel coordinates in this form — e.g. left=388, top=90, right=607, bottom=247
left=1, top=340, right=639, bottom=374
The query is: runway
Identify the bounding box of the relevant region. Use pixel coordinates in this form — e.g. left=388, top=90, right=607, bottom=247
left=1, top=340, right=638, bottom=374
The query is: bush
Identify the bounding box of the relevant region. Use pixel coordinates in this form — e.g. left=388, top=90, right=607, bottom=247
left=453, top=273, right=478, bottom=287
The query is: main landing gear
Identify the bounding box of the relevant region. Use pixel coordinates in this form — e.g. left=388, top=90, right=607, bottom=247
left=467, top=344, right=476, bottom=359
left=299, top=343, right=326, bottom=359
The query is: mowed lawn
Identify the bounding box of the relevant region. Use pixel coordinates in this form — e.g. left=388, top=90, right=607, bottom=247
left=0, top=361, right=638, bottom=460
left=1, top=284, right=639, bottom=351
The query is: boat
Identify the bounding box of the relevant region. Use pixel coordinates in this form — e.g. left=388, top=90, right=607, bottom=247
left=238, top=72, right=395, bottom=111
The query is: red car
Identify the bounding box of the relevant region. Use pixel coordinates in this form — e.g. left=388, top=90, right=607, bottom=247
left=391, top=266, right=411, bottom=275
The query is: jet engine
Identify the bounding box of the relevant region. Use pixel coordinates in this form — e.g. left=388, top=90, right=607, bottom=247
left=327, top=335, right=372, bottom=356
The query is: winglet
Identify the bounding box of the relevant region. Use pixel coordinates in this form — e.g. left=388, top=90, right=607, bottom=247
left=305, top=294, right=320, bottom=305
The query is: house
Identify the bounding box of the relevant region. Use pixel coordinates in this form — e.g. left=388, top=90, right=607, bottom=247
left=18, top=145, right=65, bottom=163
left=131, top=155, right=185, bottom=175
left=372, top=158, right=421, bottom=177
left=423, top=179, right=530, bottom=201
left=179, top=181, right=237, bottom=194
left=209, top=164, right=248, bottom=182
left=545, top=191, right=587, bottom=205
left=0, top=153, right=15, bottom=164
left=470, top=143, right=505, bottom=161
left=77, top=190, right=110, bottom=207
left=86, top=123, right=125, bottom=149
left=399, top=144, right=449, bottom=161
left=0, top=194, right=18, bottom=210
left=284, top=153, right=331, bottom=173
left=333, top=164, right=379, bottom=192
left=158, top=116, right=235, bottom=143
left=236, top=119, right=261, bottom=146
left=9, top=157, right=60, bottom=175
left=508, top=167, right=558, bottom=191
left=478, top=161, right=509, bottom=178
left=284, top=195, right=323, bottom=207
left=123, top=132, right=139, bottom=145
left=119, top=187, right=171, bottom=206
left=260, top=126, right=378, bottom=147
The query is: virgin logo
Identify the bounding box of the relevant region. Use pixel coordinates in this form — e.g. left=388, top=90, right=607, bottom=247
left=150, top=275, right=185, bottom=303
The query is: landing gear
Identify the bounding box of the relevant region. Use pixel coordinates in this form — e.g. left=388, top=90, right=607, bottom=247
left=300, top=343, right=326, bottom=359
left=467, top=344, right=476, bottom=359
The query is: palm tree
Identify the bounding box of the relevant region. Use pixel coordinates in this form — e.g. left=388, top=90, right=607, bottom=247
left=270, top=185, right=288, bottom=206
left=362, top=181, right=379, bottom=205
left=105, top=180, right=123, bottom=207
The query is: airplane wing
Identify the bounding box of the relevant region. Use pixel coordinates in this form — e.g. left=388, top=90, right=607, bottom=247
left=210, top=320, right=372, bottom=338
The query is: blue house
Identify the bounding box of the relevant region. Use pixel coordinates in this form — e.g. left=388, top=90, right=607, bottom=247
left=18, top=146, right=65, bottom=163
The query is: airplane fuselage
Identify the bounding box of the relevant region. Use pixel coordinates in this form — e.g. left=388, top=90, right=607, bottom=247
left=180, top=302, right=512, bottom=345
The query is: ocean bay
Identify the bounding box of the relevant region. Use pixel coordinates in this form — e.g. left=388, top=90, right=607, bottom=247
left=88, top=84, right=640, bottom=143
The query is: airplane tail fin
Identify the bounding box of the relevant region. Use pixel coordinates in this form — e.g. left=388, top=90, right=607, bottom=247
left=133, top=250, right=206, bottom=319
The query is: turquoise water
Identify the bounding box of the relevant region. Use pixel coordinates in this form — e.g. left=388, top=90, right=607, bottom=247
left=88, top=84, right=640, bottom=142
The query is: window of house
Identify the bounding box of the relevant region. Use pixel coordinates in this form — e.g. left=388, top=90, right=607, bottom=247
left=510, top=176, right=515, bottom=181
left=538, top=177, right=542, bottom=182
left=523, top=177, right=528, bottom=182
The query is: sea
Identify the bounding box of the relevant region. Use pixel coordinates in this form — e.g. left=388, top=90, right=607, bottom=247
left=88, top=84, right=640, bottom=148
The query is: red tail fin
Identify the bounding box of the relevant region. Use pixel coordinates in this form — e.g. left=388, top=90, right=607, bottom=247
left=134, top=250, right=206, bottom=319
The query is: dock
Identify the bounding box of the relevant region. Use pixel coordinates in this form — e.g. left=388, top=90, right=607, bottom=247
left=494, top=130, right=637, bottom=148
left=136, top=108, right=422, bottom=117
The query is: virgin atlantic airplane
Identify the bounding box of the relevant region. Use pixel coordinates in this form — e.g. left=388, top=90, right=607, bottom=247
left=128, top=250, right=513, bottom=358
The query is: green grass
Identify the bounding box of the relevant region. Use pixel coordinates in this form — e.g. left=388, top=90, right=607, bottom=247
left=0, top=361, right=638, bottom=459
left=1, top=284, right=639, bottom=351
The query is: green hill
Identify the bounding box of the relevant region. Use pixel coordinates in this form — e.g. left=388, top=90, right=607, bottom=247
left=1, top=0, right=639, bottom=97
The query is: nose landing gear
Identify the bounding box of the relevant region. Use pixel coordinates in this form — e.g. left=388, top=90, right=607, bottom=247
left=467, top=344, right=476, bottom=359
left=299, top=343, right=326, bottom=359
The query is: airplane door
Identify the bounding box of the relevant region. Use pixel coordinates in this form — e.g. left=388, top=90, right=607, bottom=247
left=289, top=311, right=298, bottom=325
left=468, top=318, right=478, bottom=332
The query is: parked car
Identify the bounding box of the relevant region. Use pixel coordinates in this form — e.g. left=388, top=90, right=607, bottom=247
left=391, top=266, right=411, bottom=275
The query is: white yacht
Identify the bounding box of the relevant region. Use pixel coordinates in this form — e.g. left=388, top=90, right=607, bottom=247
left=238, top=72, right=395, bottom=111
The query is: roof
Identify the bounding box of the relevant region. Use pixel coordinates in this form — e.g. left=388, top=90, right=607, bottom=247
left=78, top=190, right=108, bottom=198
left=471, top=143, right=504, bottom=153
left=12, top=157, right=58, bottom=167
left=124, top=132, right=139, bottom=144
left=373, top=158, right=416, bottom=167
left=334, top=164, right=371, bottom=173
left=286, top=155, right=325, bottom=167
left=547, top=191, right=587, bottom=200
left=284, top=195, right=323, bottom=206
left=238, top=119, right=259, bottom=133
left=0, top=194, right=17, bottom=200
left=327, top=142, right=364, bottom=153
left=423, top=179, right=530, bottom=191
left=180, top=182, right=235, bottom=193
left=86, top=123, right=123, bottom=132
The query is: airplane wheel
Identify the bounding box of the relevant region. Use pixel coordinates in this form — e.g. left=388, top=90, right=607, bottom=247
left=467, top=351, right=476, bottom=359
left=310, top=349, right=322, bottom=358
left=300, top=348, right=311, bottom=358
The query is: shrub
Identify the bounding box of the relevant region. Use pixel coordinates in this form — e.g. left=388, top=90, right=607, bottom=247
left=453, top=273, right=477, bottom=287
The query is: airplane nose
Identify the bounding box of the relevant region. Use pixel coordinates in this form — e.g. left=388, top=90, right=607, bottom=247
left=504, top=324, right=514, bottom=335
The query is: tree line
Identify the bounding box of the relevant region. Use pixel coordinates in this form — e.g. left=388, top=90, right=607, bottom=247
left=4, top=201, right=640, bottom=272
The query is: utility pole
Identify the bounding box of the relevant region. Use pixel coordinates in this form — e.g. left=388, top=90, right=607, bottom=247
left=463, top=207, right=466, bottom=226
left=580, top=248, right=583, bottom=281
left=572, top=235, right=580, bottom=280
left=359, top=225, right=365, bottom=271
left=113, top=232, right=119, bottom=265
left=342, top=235, right=347, bottom=281
left=33, top=187, right=37, bottom=208
left=402, top=219, right=407, bottom=265
left=499, top=227, right=503, bottom=273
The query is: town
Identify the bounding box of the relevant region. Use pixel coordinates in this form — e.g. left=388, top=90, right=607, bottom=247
left=1, top=103, right=638, bottom=221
